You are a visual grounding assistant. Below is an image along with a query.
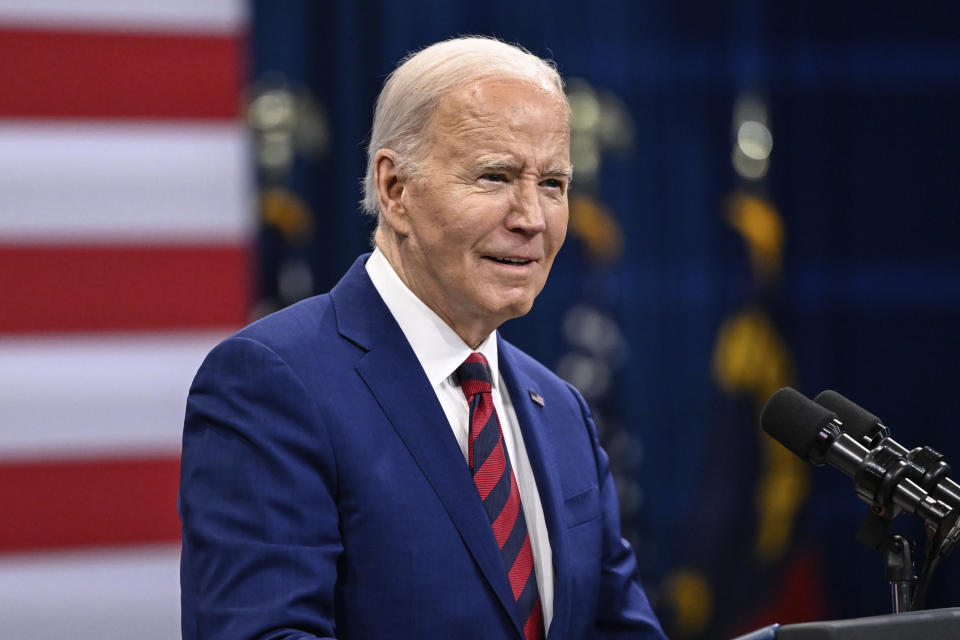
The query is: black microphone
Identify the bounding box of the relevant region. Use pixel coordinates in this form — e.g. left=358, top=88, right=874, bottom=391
left=814, top=389, right=898, bottom=450
left=760, top=387, right=951, bottom=524
left=815, top=390, right=960, bottom=512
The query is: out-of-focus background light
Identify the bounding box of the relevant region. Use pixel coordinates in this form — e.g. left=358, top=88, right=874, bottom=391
left=732, top=95, right=773, bottom=180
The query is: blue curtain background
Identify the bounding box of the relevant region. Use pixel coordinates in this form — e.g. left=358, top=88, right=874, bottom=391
left=250, top=2, right=960, bottom=637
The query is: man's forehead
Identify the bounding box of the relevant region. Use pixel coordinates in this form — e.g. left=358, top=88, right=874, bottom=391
left=452, top=74, right=563, bottom=102
left=439, top=126, right=571, bottom=172
left=432, top=76, right=570, bottom=133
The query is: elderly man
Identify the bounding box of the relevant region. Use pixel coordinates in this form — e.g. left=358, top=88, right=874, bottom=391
left=179, top=37, right=666, bottom=640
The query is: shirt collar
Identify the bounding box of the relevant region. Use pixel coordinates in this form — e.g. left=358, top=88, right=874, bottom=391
left=365, top=248, right=499, bottom=389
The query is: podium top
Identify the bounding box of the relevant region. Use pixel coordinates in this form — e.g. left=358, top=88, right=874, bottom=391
left=775, top=607, right=960, bottom=640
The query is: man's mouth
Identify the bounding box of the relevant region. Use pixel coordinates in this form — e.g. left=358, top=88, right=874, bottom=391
left=484, top=256, right=534, bottom=266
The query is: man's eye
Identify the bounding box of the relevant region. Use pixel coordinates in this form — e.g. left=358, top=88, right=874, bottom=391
left=481, top=173, right=506, bottom=182
left=541, top=178, right=564, bottom=190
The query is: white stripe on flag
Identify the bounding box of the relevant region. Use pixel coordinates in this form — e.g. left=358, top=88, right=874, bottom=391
left=0, top=544, right=180, bottom=640
left=0, top=0, right=245, bottom=32
left=0, top=331, right=229, bottom=460
left=0, top=121, right=252, bottom=244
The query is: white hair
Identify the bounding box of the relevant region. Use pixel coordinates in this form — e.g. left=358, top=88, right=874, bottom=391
left=361, top=36, right=568, bottom=217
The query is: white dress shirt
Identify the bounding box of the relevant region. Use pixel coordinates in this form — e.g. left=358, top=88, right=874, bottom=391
left=365, top=248, right=554, bottom=631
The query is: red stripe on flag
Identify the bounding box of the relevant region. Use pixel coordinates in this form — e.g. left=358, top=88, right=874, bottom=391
left=0, top=456, right=181, bottom=552
left=0, top=27, right=243, bottom=119
left=0, top=244, right=251, bottom=332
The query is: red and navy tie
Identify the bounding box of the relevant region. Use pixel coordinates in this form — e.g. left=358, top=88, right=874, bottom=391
left=457, top=352, right=544, bottom=640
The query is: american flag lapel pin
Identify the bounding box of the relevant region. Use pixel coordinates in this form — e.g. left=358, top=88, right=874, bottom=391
left=528, top=390, right=545, bottom=407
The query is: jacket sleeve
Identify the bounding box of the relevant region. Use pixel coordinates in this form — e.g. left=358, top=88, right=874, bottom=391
left=570, top=386, right=668, bottom=640
left=179, top=336, right=340, bottom=640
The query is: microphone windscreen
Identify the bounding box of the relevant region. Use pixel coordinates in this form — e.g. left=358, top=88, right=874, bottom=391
left=814, top=390, right=883, bottom=441
left=761, top=387, right=838, bottom=461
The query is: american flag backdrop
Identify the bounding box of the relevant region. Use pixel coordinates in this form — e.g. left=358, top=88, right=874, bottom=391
left=0, top=1, right=251, bottom=637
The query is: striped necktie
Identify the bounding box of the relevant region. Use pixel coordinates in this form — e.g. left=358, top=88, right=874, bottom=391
left=456, top=352, right=544, bottom=640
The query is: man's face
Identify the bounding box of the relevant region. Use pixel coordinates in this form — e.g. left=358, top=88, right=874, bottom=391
left=394, top=77, right=571, bottom=344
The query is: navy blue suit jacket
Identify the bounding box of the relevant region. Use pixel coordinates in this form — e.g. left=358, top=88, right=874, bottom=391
left=179, top=254, right=666, bottom=640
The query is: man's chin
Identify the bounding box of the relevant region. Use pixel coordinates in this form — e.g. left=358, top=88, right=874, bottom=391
left=486, top=297, right=537, bottom=324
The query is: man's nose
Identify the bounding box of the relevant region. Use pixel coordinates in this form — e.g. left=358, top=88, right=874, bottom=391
left=507, top=179, right=547, bottom=233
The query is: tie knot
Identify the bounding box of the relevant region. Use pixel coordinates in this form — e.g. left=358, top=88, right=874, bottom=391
left=456, top=352, right=492, bottom=398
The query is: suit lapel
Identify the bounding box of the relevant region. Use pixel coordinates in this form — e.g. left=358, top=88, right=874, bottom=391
left=498, top=339, right=572, bottom=640
left=331, top=255, right=525, bottom=636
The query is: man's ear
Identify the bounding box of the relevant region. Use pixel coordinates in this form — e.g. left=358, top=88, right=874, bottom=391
left=374, top=149, right=412, bottom=236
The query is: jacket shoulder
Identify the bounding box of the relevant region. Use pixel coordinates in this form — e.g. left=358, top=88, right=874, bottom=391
left=232, top=294, right=336, bottom=354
